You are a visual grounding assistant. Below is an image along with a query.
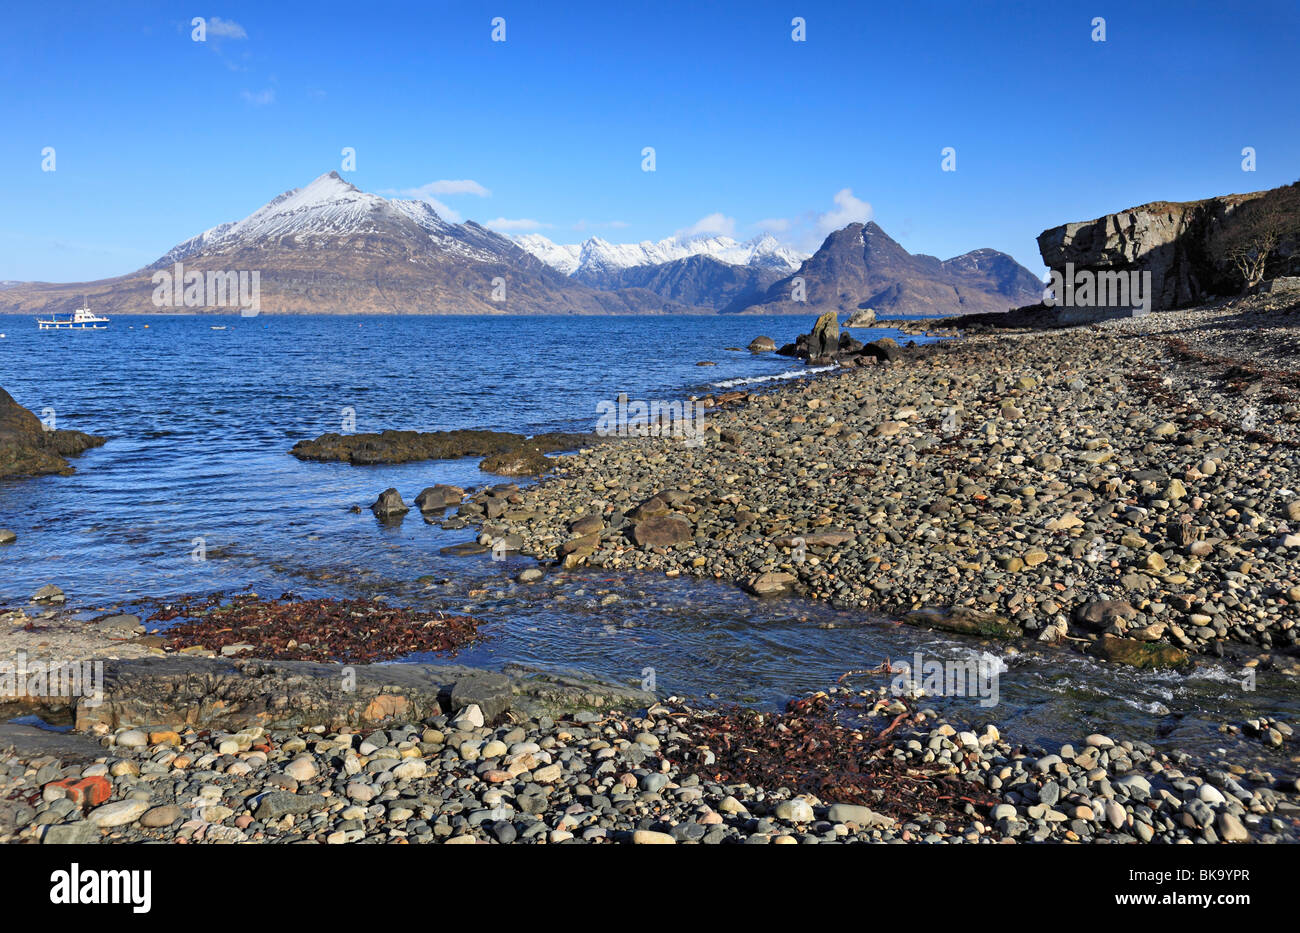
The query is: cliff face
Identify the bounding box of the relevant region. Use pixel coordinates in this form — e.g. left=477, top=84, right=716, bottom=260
left=1037, top=182, right=1300, bottom=311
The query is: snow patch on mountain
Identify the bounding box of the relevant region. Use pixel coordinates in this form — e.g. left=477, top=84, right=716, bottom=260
left=515, top=232, right=807, bottom=277
left=513, top=234, right=583, bottom=275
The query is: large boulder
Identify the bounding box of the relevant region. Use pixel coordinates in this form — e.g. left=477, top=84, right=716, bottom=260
left=0, top=387, right=105, bottom=478
left=808, top=310, right=840, bottom=360
left=845, top=307, right=876, bottom=327
left=747, top=336, right=776, bottom=352
left=630, top=514, right=693, bottom=548
left=415, top=484, right=464, bottom=511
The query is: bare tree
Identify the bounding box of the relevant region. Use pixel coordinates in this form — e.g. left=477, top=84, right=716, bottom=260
left=1218, top=185, right=1300, bottom=291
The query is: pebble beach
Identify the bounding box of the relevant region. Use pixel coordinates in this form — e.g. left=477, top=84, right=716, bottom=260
left=3, top=299, right=1300, bottom=845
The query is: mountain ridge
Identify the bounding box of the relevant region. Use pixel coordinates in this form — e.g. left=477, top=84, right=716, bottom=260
left=733, top=221, right=1043, bottom=316
left=0, top=174, right=1042, bottom=317
left=0, top=173, right=706, bottom=316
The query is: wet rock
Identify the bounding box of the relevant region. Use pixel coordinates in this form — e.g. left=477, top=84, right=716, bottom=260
left=742, top=572, right=798, bottom=596
left=370, top=488, right=409, bottom=517
left=1086, top=637, right=1192, bottom=671
left=290, top=428, right=595, bottom=466
left=903, top=607, right=1021, bottom=639
left=480, top=447, right=551, bottom=477
left=415, top=484, right=465, bottom=511
left=32, top=584, right=65, bottom=604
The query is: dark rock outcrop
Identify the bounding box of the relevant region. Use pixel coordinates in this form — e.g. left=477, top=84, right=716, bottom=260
left=808, top=310, right=839, bottom=360
left=290, top=428, right=596, bottom=466
left=1037, top=181, right=1300, bottom=312
left=0, top=387, right=105, bottom=478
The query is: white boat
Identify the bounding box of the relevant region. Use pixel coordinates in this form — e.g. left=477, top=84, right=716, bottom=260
left=37, top=304, right=110, bottom=330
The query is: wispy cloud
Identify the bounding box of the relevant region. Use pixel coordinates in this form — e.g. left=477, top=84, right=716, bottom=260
left=379, top=180, right=494, bottom=222
left=240, top=88, right=275, bottom=106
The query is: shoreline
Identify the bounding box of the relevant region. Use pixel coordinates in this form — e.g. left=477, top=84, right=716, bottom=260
left=444, top=300, right=1300, bottom=676
left=4, top=301, right=1300, bottom=844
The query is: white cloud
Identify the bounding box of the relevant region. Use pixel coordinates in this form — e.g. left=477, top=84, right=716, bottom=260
left=240, top=88, right=275, bottom=106
left=678, top=212, right=736, bottom=238
left=207, top=17, right=247, bottom=39
left=485, top=217, right=551, bottom=232
left=391, top=180, right=491, bottom=199
left=752, top=188, right=875, bottom=252
left=816, top=188, right=873, bottom=237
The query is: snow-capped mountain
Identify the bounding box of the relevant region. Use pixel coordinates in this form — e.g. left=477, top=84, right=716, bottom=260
left=0, top=173, right=702, bottom=316
left=155, top=172, right=502, bottom=269
left=516, top=232, right=806, bottom=279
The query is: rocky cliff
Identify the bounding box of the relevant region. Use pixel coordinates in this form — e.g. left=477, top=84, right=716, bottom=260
left=1037, top=181, right=1300, bottom=311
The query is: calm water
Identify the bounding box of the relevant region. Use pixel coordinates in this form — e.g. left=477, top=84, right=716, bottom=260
left=1, top=313, right=1296, bottom=767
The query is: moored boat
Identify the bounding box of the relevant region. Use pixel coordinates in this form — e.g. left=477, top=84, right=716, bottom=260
left=37, top=304, right=110, bottom=330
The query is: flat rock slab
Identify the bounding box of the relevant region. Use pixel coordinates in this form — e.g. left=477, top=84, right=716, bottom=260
left=7, top=657, right=655, bottom=736
left=0, top=722, right=106, bottom=762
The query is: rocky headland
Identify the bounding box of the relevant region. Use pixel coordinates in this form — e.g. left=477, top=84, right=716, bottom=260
left=0, top=387, right=104, bottom=479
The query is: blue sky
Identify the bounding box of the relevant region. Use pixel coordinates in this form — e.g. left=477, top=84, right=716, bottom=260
left=2, top=0, right=1298, bottom=282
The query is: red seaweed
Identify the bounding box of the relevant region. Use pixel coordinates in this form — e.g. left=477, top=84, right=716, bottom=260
left=148, top=592, right=484, bottom=663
